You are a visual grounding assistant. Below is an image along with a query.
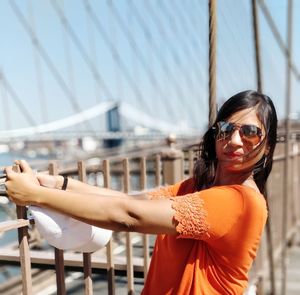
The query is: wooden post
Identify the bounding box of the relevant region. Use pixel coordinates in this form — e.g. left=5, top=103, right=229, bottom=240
left=78, top=161, right=93, bottom=295
left=140, top=157, right=150, bottom=278
left=188, top=150, right=194, bottom=177
left=161, top=148, right=184, bottom=185
left=103, top=159, right=115, bottom=295
left=13, top=165, right=32, bottom=295
left=155, top=154, right=161, bottom=187
left=123, top=158, right=134, bottom=294
left=49, top=162, right=66, bottom=295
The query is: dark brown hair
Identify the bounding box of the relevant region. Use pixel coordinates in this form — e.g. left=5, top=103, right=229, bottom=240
left=193, top=90, right=278, bottom=195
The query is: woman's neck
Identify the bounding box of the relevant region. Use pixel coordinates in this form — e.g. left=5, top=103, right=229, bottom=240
left=212, top=167, right=254, bottom=187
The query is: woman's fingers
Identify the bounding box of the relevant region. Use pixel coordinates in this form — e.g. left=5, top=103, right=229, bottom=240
left=4, top=166, right=15, bottom=179
left=15, top=160, right=33, bottom=174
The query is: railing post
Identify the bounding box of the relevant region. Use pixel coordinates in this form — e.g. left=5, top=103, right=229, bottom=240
left=123, top=158, right=134, bottom=295
left=78, top=161, right=93, bottom=295
left=161, top=135, right=184, bottom=185
left=140, top=157, right=150, bottom=279
left=13, top=164, right=32, bottom=295
left=49, top=162, right=66, bottom=295
left=155, top=154, right=161, bottom=187
left=103, top=159, right=115, bottom=295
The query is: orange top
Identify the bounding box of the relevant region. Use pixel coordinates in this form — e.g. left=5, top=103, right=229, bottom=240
left=142, top=178, right=267, bottom=295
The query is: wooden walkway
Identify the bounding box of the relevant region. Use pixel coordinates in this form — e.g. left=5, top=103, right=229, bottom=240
left=263, top=244, right=300, bottom=295
left=275, top=245, right=300, bottom=295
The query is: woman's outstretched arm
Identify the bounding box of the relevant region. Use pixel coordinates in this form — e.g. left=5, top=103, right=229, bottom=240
left=5, top=160, right=176, bottom=235
left=38, top=173, right=138, bottom=199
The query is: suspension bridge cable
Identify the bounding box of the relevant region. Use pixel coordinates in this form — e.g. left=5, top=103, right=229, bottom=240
left=171, top=1, right=211, bottom=111
left=143, top=1, right=190, bottom=122
left=198, top=2, right=242, bottom=95
left=208, top=0, right=217, bottom=126
left=172, top=1, right=215, bottom=97
left=257, top=0, right=300, bottom=81
left=9, top=0, right=82, bottom=113
left=50, top=0, right=113, bottom=100
left=226, top=2, right=256, bottom=74
left=127, top=0, right=189, bottom=123
left=0, top=75, right=11, bottom=130
left=83, top=0, right=153, bottom=113
left=215, top=11, right=250, bottom=91
left=107, top=0, right=170, bottom=114
left=84, top=0, right=102, bottom=103
left=60, top=1, right=78, bottom=105
left=27, top=0, right=48, bottom=123
left=175, top=0, right=206, bottom=51
left=160, top=0, right=204, bottom=79
left=0, top=71, right=36, bottom=126
left=173, top=0, right=210, bottom=85
left=183, top=0, right=232, bottom=102
left=10, top=0, right=98, bottom=133
left=252, top=0, right=263, bottom=92
left=57, top=2, right=96, bottom=135
left=107, top=1, right=125, bottom=104
left=187, top=0, right=242, bottom=96
left=157, top=0, right=201, bottom=127
left=157, top=1, right=196, bottom=95
left=56, top=1, right=96, bottom=135
left=126, top=2, right=140, bottom=105
left=220, top=5, right=256, bottom=81
left=129, top=2, right=175, bottom=122
left=172, top=0, right=208, bottom=76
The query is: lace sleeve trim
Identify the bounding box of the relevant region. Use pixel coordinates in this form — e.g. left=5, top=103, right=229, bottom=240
left=171, top=193, right=210, bottom=240
left=147, top=186, right=175, bottom=200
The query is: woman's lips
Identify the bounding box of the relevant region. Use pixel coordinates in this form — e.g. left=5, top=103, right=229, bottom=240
left=224, top=152, right=244, bottom=159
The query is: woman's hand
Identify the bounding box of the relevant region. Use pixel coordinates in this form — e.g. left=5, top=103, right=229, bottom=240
left=37, top=173, right=62, bottom=189
left=14, top=160, right=63, bottom=189
left=5, top=160, right=40, bottom=206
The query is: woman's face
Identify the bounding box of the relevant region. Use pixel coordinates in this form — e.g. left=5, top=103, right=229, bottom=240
left=215, top=107, right=267, bottom=173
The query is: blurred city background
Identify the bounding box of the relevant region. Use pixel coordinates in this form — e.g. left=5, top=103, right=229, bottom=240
left=0, top=0, right=299, bottom=165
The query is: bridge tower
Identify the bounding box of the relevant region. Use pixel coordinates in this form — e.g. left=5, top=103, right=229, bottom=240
left=104, top=104, right=122, bottom=148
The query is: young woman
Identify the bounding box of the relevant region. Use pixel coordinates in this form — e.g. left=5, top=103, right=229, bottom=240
left=5, top=90, right=277, bottom=294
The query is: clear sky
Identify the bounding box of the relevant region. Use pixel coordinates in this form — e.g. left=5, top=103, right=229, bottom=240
left=0, top=0, right=299, bottom=134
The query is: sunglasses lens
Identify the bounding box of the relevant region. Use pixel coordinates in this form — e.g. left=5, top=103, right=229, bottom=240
left=240, top=125, right=262, bottom=145
left=216, top=121, right=262, bottom=145
left=217, top=122, right=233, bottom=139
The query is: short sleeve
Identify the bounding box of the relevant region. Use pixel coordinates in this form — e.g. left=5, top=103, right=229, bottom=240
left=171, top=186, right=245, bottom=241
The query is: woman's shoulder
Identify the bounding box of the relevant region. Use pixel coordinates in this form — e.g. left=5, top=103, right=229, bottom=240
left=224, top=184, right=267, bottom=213
left=200, top=184, right=267, bottom=210
left=173, top=180, right=266, bottom=209
left=176, top=178, right=196, bottom=195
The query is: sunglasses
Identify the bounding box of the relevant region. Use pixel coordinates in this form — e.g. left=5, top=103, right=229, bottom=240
left=215, top=121, right=263, bottom=145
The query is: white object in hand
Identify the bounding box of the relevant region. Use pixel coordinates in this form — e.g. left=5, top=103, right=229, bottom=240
left=29, top=206, right=112, bottom=253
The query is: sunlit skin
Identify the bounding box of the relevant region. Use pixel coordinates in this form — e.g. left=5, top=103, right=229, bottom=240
left=213, top=107, right=269, bottom=191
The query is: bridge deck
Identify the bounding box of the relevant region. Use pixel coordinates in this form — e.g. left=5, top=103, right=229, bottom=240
left=287, top=246, right=300, bottom=294
left=269, top=245, right=300, bottom=295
